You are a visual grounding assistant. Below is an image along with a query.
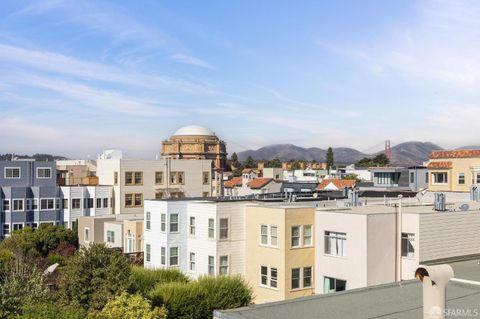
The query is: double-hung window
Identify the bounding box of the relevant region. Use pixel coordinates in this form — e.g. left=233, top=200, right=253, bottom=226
left=458, top=173, right=465, bottom=185
left=303, top=225, right=312, bottom=246
left=72, top=199, right=81, bottom=210
left=324, top=231, right=346, bottom=256
left=2, top=199, right=10, bottom=212
left=291, top=226, right=301, bottom=247
left=291, top=268, right=301, bottom=289
left=260, top=225, right=278, bottom=247
left=219, top=255, right=229, bottom=275
left=260, top=225, right=268, bottom=245
left=145, top=244, right=151, bottom=262
left=106, top=230, right=115, bottom=243
left=160, top=214, right=166, bottom=232
left=189, top=216, right=195, bottom=235
left=260, top=266, right=278, bottom=289
left=208, top=256, right=215, bottom=275
left=219, top=218, right=229, bottom=239
left=170, top=247, right=178, bottom=266
left=36, top=168, right=52, bottom=179
left=40, top=199, right=54, bottom=210
left=146, top=211, right=151, bottom=230
left=189, top=252, right=196, bottom=271
left=5, top=167, right=20, bottom=179
left=161, top=247, right=166, bottom=265
left=170, top=214, right=179, bottom=233
left=208, top=218, right=215, bottom=239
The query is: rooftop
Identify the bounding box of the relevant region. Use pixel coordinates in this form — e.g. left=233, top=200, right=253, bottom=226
left=172, top=125, right=215, bottom=136
left=431, top=150, right=480, bottom=159
left=215, top=263, right=480, bottom=319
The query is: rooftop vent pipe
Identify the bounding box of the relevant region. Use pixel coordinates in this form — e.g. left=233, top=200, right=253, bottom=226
left=415, top=264, right=454, bottom=319
left=434, top=193, right=446, bottom=211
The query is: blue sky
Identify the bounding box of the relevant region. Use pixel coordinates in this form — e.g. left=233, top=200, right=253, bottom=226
left=0, top=0, right=479, bottom=158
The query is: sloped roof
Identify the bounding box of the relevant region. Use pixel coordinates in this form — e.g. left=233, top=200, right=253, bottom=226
left=224, top=177, right=242, bottom=188
left=317, top=179, right=356, bottom=190
left=248, top=178, right=273, bottom=189
left=427, top=161, right=453, bottom=169
left=430, top=150, right=480, bottom=159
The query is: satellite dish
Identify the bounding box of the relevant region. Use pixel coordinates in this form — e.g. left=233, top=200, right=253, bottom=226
left=459, top=204, right=469, bottom=212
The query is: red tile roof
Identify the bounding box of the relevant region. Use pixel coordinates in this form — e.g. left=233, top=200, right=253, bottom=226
left=242, top=168, right=254, bottom=173
left=224, top=177, right=242, bottom=188
left=430, top=150, right=480, bottom=159
left=427, top=161, right=452, bottom=169
left=248, top=178, right=273, bottom=189
left=317, top=179, right=356, bottom=190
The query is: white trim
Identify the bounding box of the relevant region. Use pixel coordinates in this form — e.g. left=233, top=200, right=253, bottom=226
left=4, top=167, right=21, bottom=179
left=2, top=199, right=10, bottom=212
left=36, top=167, right=52, bottom=179
left=12, top=199, right=24, bottom=212
left=12, top=222, right=25, bottom=231
left=40, top=198, right=56, bottom=211
left=84, top=227, right=90, bottom=243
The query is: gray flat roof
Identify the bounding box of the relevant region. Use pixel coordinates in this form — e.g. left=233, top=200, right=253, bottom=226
left=215, top=280, right=480, bottom=319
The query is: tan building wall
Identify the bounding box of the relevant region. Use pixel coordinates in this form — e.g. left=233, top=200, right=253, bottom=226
left=428, top=156, right=480, bottom=192
left=124, top=220, right=144, bottom=252
left=78, top=216, right=115, bottom=247
left=245, top=205, right=315, bottom=304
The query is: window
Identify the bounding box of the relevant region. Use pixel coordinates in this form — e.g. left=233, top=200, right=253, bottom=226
left=292, top=268, right=300, bottom=289
left=303, top=267, right=312, bottom=288
left=2, top=224, right=9, bottom=236
left=146, top=211, right=151, bottom=230
left=170, top=172, right=185, bottom=185
left=190, top=252, right=196, bottom=271
left=161, top=214, right=166, bottom=232
left=208, top=218, right=215, bottom=238
left=270, top=267, right=278, bottom=288
left=145, top=244, right=151, bottom=262
left=155, top=171, right=164, bottom=185
left=203, top=192, right=209, bottom=197
left=324, top=276, right=346, bottom=294
left=260, top=266, right=278, bottom=289
left=32, top=199, right=38, bottom=210
left=40, top=199, right=55, bottom=210
left=261, top=266, right=268, bottom=286
left=84, top=228, right=90, bottom=242
left=107, top=230, right=115, bottom=243
left=409, top=172, right=415, bottom=184
left=208, top=256, right=215, bottom=275
left=36, top=167, right=51, bottom=179
left=170, top=247, right=178, bottom=266
left=401, top=233, right=415, bottom=257
left=155, top=192, right=164, bottom=199
left=170, top=214, right=179, bottom=233
left=270, top=226, right=278, bottom=246
left=426, top=172, right=429, bottom=183
left=4, top=167, right=20, bottom=179
left=72, top=199, right=81, bottom=210
left=125, top=193, right=143, bottom=207
left=433, top=173, right=448, bottom=184
left=13, top=223, right=23, bottom=231
left=219, top=218, right=229, bottom=239
left=125, top=172, right=133, bottom=185
left=477, top=174, right=480, bottom=184
left=86, top=198, right=94, bottom=209
left=325, top=231, right=346, bottom=256
left=203, top=172, right=210, bottom=185
left=135, top=172, right=143, bottom=185
left=189, top=216, right=195, bottom=235
left=114, top=172, right=118, bottom=185
left=458, top=173, right=465, bottom=185
left=13, top=199, right=23, bottom=211
left=291, top=226, right=301, bottom=247
left=161, top=247, right=166, bottom=265
left=303, top=225, right=312, bottom=246
left=260, top=225, right=268, bottom=245
left=103, top=198, right=108, bottom=208
left=26, top=199, right=31, bottom=210
left=219, top=255, right=229, bottom=275
left=96, top=198, right=102, bottom=208
left=62, top=199, right=68, bottom=209
left=125, top=172, right=142, bottom=185
left=2, top=199, right=10, bottom=212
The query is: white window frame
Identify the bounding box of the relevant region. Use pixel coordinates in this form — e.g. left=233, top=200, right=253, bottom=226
left=145, top=244, right=151, bottom=262
left=291, top=225, right=301, bottom=248
left=219, top=218, right=229, bottom=240
left=106, top=230, right=115, bottom=243
left=401, top=232, right=415, bottom=258
left=458, top=173, right=465, bottom=185
left=32, top=199, right=38, bottom=210
left=3, top=199, right=10, bottom=212
left=432, top=172, right=448, bottom=185
left=324, top=231, right=347, bottom=257
left=161, top=246, right=166, bottom=265
left=303, top=225, right=313, bottom=247
left=36, top=167, right=52, bottom=179
left=219, top=255, right=229, bottom=275
left=208, top=218, right=215, bottom=239
left=260, top=266, right=278, bottom=290
left=84, top=227, right=90, bottom=243
left=2, top=224, right=10, bottom=237
left=71, top=198, right=81, bottom=210
left=260, top=225, right=278, bottom=247
left=146, top=211, right=151, bottom=231
left=169, top=213, right=179, bottom=233
left=189, top=216, right=195, bottom=236
left=4, top=167, right=20, bottom=179
left=189, top=252, right=196, bottom=272
left=160, top=214, right=166, bottom=232
left=12, top=199, right=24, bottom=212
left=12, top=223, right=24, bottom=232
left=170, top=247, right=179, bottom=266
left=40, top=198, right=55, bottom=211
left=208, top=255, right=215, bottom=275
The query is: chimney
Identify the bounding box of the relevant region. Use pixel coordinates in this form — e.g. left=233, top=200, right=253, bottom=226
left=415, top=264, right=454, bottom=319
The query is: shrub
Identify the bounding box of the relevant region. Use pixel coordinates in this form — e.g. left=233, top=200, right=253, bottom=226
left=149, top=275, right=252, bottom=319
left=129, top=266, right=189, bottom=295
left=96, top=292, right=167, bottom=319
left=57, top=243, right=131, bottom=311
left=18, top=302, right=87, bottom=319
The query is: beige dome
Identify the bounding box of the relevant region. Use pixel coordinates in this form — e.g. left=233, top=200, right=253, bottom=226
left=173, top=125, right=215, bottom=136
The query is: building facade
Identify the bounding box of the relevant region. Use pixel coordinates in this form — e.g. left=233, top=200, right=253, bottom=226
left=427, top=150, right=480, bottom=192
left=0, top=160, right=62, bottom=238
left=96, top=158, right=213, bottom=214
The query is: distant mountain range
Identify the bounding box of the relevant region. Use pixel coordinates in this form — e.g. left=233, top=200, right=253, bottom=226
left=237, top=141, right=461, bottom=166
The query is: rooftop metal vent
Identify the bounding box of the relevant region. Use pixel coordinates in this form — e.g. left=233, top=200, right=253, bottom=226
left=459, top=204, right=470, bottom=212
left=434, top=193, right=446, bottom=212
left=470, top=186, right=479, bottom=202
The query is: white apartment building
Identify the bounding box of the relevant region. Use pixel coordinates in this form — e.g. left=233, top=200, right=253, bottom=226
left=284, top=169, right=327, bottom=183
left=96, top=158, right=213, bottom=214
left=143, top=199, right=250, bottom=278
left=61, top=186, right=113, bottom=228
left=315, top=201, right=480, bottom=294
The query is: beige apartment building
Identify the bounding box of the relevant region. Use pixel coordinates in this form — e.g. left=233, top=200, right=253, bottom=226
left=428, top=150, right=480, bottom=192
left=96, top=158, right=213, bottom=214
left=245, top=205, right=316, bottom=304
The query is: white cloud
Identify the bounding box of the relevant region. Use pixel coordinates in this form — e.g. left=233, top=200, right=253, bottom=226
left=170, top=53, right=215, bottom=69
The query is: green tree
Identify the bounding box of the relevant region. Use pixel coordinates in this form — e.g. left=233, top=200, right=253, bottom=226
left=243, top=156, right=257, bottom=169
left=97, top=292, right=167, bottom=319
left=356, top=153, right=389, bottom=167
left=18, top=302, right=86, bottom=319
left=129, top=266, right=189, bottom=296
left=326, top=147, right=334, bottom=171
left=264, top=157, right=282, bottom=168
left=57, top=243, right=131, bottom=311
left=0, top=257, right=48, bottom=318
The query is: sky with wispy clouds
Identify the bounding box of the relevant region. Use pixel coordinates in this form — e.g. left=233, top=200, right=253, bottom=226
left=0, top=0, right=479, bottom=158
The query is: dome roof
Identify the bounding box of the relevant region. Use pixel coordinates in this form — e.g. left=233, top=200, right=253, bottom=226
left=173, top=125, right=215, bottom=136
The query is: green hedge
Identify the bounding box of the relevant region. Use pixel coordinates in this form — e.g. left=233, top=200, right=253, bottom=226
left=129, top=266, right=189, bottom=295
left=149, top=275, right=252, bottom=319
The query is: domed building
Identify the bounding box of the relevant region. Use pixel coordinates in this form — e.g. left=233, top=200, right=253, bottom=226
left=161, top=125, right=227, bottom=170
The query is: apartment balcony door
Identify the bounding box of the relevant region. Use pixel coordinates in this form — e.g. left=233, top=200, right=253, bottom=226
left=125, top=236, right=134, bottom=253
